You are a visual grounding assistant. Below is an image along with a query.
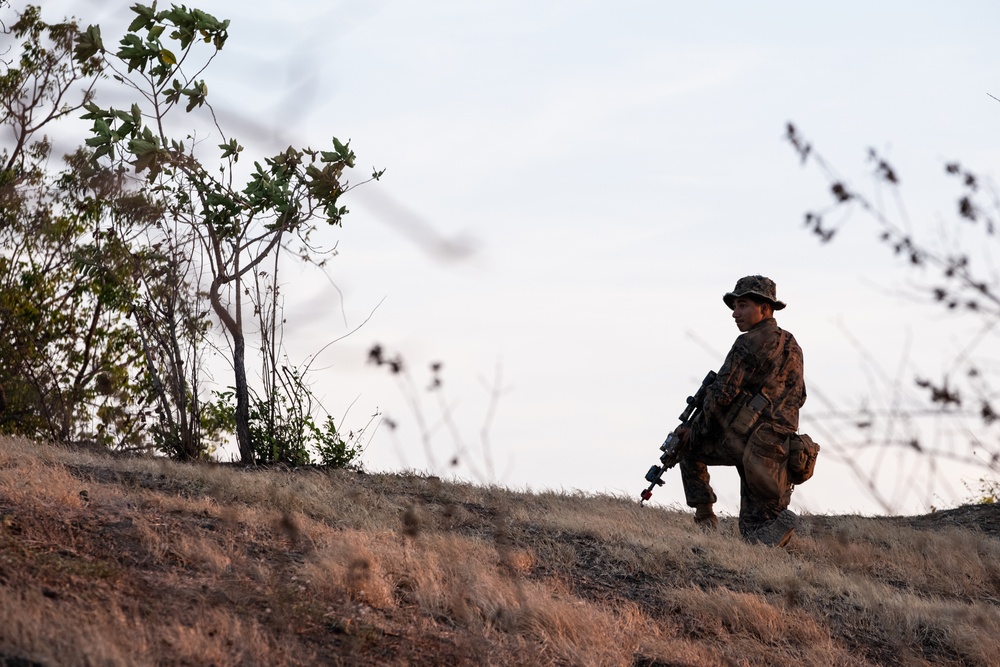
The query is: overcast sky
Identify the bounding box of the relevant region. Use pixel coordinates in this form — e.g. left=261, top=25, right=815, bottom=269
left=36, top=0, right=1000, bottom=515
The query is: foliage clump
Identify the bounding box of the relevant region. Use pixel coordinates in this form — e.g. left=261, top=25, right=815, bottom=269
left=0, top=2, right=375, bottom=468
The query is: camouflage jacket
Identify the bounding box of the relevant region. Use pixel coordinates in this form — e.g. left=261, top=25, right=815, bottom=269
left=693, top=317, right=806, bottom=441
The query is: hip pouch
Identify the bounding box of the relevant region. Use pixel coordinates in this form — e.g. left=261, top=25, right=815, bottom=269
left=730, top=392, right=769, bottom=436
left=787, top=433, right=820, bottom=485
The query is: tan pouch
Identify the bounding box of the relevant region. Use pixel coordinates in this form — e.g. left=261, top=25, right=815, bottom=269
left=787, top=433, right=820, bottom=484
left=730, top=392, right=769, bottom=436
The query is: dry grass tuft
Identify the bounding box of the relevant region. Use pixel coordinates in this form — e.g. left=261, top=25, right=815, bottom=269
left=0, top=446, right=86, bottom=510
left=298, top=529, right=396, bottom=608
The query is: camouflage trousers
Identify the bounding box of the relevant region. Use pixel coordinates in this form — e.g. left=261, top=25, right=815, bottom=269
left=680, top=423, right=794, bottom=537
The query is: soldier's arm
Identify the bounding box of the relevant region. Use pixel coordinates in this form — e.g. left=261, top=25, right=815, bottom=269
left=692, top=342, right=751, bottom=439
left=704, top=343, right=751, bottom=415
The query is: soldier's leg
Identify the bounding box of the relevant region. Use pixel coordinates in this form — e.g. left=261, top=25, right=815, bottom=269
left=679, top=456, right=717, bottom=509
left=681, top=436, right=742, bottom=530
left=738, top=423, right=798, bottom=545
left=679, top=457, right=718, bottom=530
left=736, top=469, right=790, bottom=532
left=680, top=430, right=743, bottom=507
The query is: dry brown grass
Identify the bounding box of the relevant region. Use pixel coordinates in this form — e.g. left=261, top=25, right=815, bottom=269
left=2, top=435, right=1000, bottom=666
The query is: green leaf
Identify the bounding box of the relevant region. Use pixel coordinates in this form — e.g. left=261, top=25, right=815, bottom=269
left=80, top=102, right=102, bottom=120
left=127, top=3, right=158, bottom=32
left=219, top=139, right=243, bottom=161
left=117, top=33, right=159, bottom=72
left=159, top=48, right=177, bottom=65
left=129, top=138, right=157, bottom=156
left=133, top=149, right=158, bottom=175
left=331, top=137, right=356, bottom=167
left=74, top=25, right=105, bottom=63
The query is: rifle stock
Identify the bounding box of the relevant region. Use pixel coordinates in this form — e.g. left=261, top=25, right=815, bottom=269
left=639, top=370, right=717, bottom=505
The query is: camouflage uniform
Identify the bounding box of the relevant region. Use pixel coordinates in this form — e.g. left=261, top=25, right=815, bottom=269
left=680, top=276, right=806, bottom=540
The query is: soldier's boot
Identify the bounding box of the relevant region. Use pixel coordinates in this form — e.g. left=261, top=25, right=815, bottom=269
left=745, top=509, right=797, bottom=547
left=694, top=504, right=719, bottom=531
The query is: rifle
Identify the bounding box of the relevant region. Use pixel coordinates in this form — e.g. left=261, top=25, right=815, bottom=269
left=639, top=370, right=716, bottom=505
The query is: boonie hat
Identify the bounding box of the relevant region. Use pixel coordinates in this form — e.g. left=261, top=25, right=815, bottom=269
left=723, top=275, right=786, bottom=310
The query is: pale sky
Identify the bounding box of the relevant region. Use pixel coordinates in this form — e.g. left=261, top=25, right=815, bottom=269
left=34, top=1, right=1000, bottom=515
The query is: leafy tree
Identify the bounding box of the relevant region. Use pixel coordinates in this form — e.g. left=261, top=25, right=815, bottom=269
left=75, top=3, right=378, bottom=463
left=0, top=4, right=145, bottom=446
left=0, top=1, right=217, bottom=458
left=0, top=1, right=371, bottom=468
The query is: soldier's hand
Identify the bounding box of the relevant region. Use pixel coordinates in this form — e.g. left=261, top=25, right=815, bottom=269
left=675, top=426, right=691, bottom=447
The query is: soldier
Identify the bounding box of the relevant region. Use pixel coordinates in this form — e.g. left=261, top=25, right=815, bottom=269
left=676, top=275, right=806, bottom=547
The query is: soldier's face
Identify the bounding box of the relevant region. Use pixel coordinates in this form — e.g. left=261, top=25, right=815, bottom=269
left=732, top=298, right=767, bottom=332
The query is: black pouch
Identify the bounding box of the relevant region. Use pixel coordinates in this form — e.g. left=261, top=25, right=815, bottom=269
left=787, top=433, right=820, bottom=484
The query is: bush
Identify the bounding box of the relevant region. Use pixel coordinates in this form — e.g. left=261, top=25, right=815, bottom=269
left=208, top=385, right=361, bottom=468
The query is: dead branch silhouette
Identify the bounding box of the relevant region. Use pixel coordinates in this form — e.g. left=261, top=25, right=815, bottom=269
left=788, top=122, right=1000, bottom=511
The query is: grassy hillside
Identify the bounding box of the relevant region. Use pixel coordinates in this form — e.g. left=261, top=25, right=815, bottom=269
left=1, top=436, right=999, bottom=666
